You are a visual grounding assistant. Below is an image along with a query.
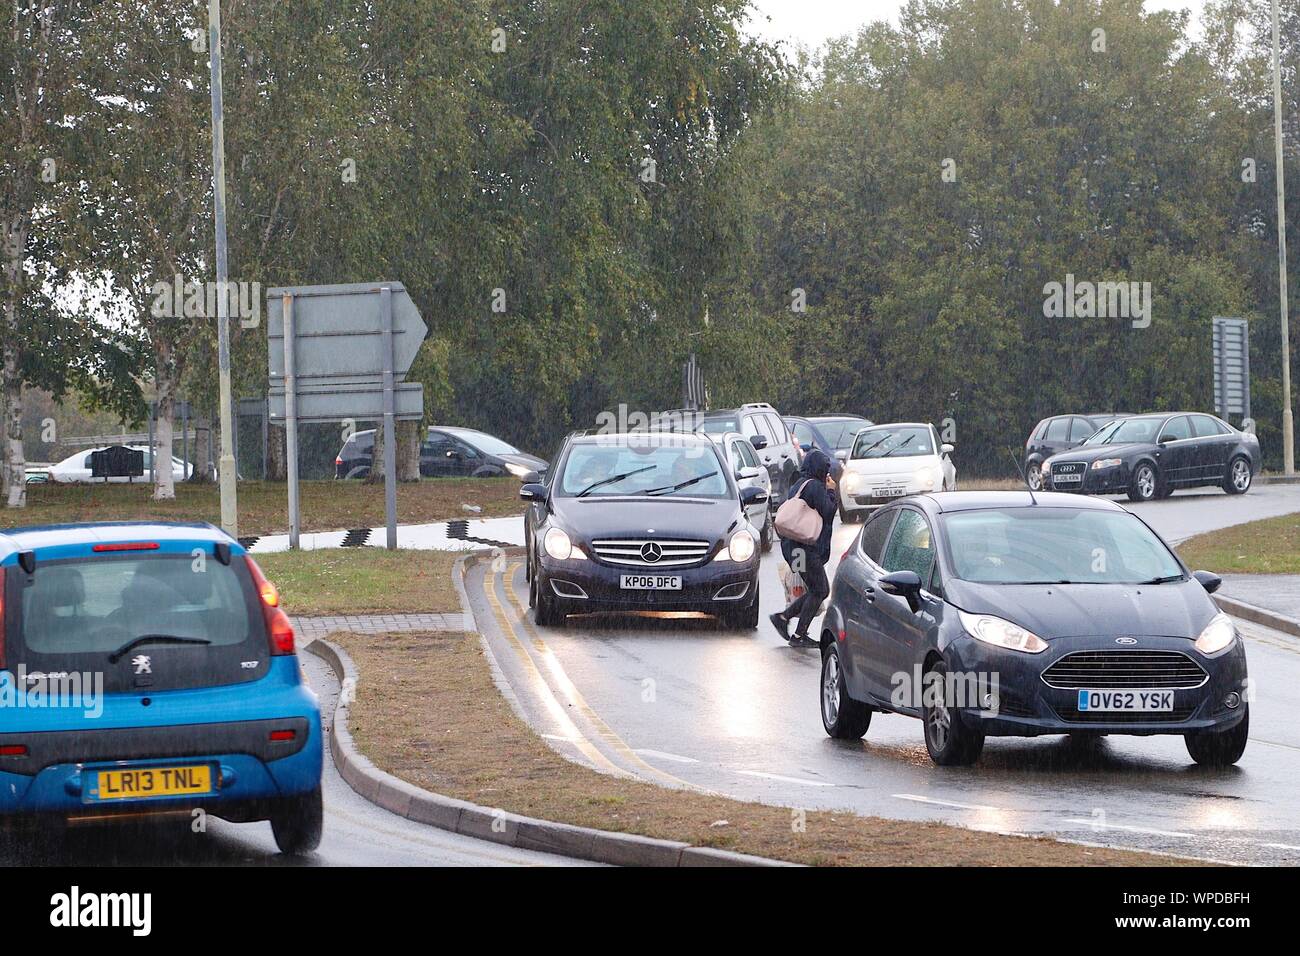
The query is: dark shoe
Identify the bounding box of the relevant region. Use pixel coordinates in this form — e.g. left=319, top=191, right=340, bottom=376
left=768, top=612, right=791, bottom=641
left=788, top=633, right=818, bottom=649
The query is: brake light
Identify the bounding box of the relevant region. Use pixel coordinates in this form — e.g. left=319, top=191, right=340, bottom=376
left=246, top=557, right=294, bottom=655
left=0, top=744, right=26, bottom=757
left=268, top=729, right=296, bottom=742
left=93, top=542, right=160, bottom=552
left=335, top=457, right=343, bottom=466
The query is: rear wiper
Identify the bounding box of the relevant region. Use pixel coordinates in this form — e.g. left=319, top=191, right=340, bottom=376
left=576, top=465, right=656, bottom=497
left=642, top=473, right=718, bottom=496
left=108, top=634, right=212, bottom=663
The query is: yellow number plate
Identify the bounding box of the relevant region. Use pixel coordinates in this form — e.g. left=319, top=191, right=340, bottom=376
left=93, top=765, right=213, bottom=801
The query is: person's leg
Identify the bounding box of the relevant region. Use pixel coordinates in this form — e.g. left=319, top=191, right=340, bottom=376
left=792, top=551, right=829, bottom=637
left=770, top=544, right=804, bottom=639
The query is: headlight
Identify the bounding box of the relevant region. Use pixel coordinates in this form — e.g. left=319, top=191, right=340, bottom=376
left=914, top=468, right=937, bottom=491
left=1194, top=612, right=1237, bottom=656
left=728, top=529, right=756, bottom=563
left=1091, top=458, right=1123, bottom=470
left=1041, top=462, right=1051, bottom=475
left=505, top=461, right=531, bottom=478
left=958, top=610, right=1048, bottom=653
left=842, top=472, right=862, bottom=495
left=544, top=527, right=574, bottom=560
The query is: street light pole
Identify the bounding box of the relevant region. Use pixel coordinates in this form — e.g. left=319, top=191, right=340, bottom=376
left=208, top=0, right=239, bottom=532
left=1272, top=0, right=1295, bottom=475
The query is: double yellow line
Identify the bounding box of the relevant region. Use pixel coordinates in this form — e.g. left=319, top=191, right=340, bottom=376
left=480, top=560, right=704, bottom=792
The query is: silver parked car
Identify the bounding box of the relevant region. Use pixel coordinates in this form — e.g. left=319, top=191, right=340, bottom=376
left=708, top=431, right=774, bottom=553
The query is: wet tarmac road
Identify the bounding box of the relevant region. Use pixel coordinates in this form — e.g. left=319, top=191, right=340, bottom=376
left=470, top=483, right=1300, bottom=864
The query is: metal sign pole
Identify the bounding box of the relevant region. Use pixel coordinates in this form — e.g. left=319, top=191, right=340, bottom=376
left=381, top=286, right=398, bottom=550
left=283, top=293, right=301, bottom=549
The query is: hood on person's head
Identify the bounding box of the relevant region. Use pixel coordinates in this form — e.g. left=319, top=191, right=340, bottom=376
left=801, top=448, right=831, bottom=482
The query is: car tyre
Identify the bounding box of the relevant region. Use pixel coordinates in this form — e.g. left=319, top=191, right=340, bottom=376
left=1025, top=464, right=1042, bottom=491
left=1185, top=706, right=1249, bottom=766
left=820, top=642, right=871, bottom=739
left=1223, top=456, right=1252, bottom=496
left=344, top=465, right=370, bottom=480
left=271, top=786, right=323, bottom=855
left=1127, top=463, right=1158, bottom=502
left=533, top=574, right=561, bottom=627
left=921, top=659, right=984, bottom=765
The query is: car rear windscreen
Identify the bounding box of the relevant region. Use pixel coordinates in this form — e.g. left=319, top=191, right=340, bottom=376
left=9, top=553, right=269, bottom=693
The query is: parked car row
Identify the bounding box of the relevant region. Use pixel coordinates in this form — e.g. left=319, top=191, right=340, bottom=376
left=335, top=426, right=548, bottom=481
left=1028, top=411, right=1260, bottom=501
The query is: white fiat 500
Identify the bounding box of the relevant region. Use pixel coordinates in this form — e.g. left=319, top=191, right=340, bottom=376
left=835, top=422, right=956, bottom=521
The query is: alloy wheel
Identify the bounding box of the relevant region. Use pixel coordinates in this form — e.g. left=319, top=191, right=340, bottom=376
left=821, top=651, right=841, bottom=727
left=1232, top=459, right=1250, bottom=491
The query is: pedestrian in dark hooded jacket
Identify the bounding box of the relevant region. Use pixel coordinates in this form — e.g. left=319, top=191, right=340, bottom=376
left=770, top=447, right=837, bottom=647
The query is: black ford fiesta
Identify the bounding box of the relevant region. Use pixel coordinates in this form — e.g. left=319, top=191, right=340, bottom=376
left=819, top=491, right=1248, bottom=766
left=520, top=431, right=767, bottom=629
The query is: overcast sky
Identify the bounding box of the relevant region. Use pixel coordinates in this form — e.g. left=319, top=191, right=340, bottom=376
left=746, top=0, right=1210, bottom=50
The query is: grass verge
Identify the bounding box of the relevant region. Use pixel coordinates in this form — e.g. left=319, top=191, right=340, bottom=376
left=1176, top=513, right=1300, bottom=574
left=257, top=549, right=461, bottom=616
left=14, top=478, right=523, bottom=536
left=331, top=628, right=1191, bottom=866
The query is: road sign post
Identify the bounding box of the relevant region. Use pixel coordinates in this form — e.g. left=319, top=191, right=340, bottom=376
left=267, top=283, right=427, bottom=550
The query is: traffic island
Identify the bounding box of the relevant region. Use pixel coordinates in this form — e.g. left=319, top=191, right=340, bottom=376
left=308, top=631, right=1196, bottom=867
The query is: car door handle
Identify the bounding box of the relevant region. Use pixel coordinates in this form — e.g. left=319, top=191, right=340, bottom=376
left=863, top=585, right=875, bottom=602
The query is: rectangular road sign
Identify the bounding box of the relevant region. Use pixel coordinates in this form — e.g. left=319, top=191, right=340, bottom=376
left=1212, top=317, right=1250, bottom=418
left=266, top=282, right=428, bottom=550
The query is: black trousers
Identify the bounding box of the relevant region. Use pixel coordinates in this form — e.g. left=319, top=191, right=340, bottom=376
left=781, top=542, right=829, bottom=636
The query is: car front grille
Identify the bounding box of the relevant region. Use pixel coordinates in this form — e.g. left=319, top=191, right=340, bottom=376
left=1050, top=461, right=1087, bottom=485
left=590, top=538, right=712, bottom=567
left=1042, top=650, right=1207, bottom=689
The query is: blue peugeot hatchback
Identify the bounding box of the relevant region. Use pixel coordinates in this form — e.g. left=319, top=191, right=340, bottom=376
left=0, top=522, right=323, bottom=853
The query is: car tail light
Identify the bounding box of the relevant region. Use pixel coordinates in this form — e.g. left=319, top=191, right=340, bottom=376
left=335, top=456, right=343, bottom=466
left=245, top=557, right=295, bottom=655
left=93, top=542, right=160, bottom=552
left=0, top=744, right=26, bottom=757
left=268, top=729, right=296, bottom=742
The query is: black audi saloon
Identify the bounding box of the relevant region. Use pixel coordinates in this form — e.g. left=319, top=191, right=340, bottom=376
left=819, top=491, right=1249, bottom=766
left=520, top=432, right=767, bottom=629
left=1040, top=412, right=1260, bottom=501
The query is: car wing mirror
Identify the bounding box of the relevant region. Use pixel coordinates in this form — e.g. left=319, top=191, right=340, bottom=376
left=940, top=443, right=954, bottom=455
left=519, top=482, right=547, bottom=502
left=1192, top=570, right=1222, bottom=595
left=736, top=466, right=761, bottom=480
left=749, top=435, right=768, bottom=451
left=520, top=470, right=541, bottom=483
left=740, top=486, right=769, bottom=507
left=834, top=449, right=849, bottom=461
left=880, top=570, right=923, bottom=612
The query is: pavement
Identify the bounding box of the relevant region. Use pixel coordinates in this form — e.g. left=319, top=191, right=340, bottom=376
left=1217, top=575, right=1300, bottom=624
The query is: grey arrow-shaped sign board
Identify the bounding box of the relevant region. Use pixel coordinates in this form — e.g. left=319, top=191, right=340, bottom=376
left=266, top=281, right=427, bottom=386
left=265, top=282, right=429, bottom=551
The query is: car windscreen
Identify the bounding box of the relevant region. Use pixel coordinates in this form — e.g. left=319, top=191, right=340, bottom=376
left=9, top=553, right=268, bottom=692
left=1083, top=417, right=1161, bottom=445
left=851, top=426, right=932, bottom=459
left=699, top=416, right=738, bottom=434
left=444, top=428, right=520, bottom=456
left=941, top=508, right=1183, bottom=585
left=814, top=418, right=869, bottom=450
left=557, top=442, right=728, bottom=497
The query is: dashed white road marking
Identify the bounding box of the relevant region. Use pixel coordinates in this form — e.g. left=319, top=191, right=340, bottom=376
left=1062, top=819, right=1195, bottom=839
left=737, top=770, right=835, bottom=787
left=892, top=793, right=998, bottom=812
left=633, top=748, right=699, bottom=764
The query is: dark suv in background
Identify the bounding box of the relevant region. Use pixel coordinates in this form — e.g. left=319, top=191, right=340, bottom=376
left=1023, top=413, right=1127, bottom=489
left=335, top=426, right=547, bottom=480
left=698, top=403, right=801, bottom=504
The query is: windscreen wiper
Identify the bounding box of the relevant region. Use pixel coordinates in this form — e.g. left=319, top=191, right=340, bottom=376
left=855, top=435, right=888, bottom=457
left=1137, top=574, right=1184, bottom=585
left=108, top=634, right=212, bottom=663
left=576, top=465, right=656, bottom=497
left=642, top=473, right=718, bottom=496
left=881, top=435, right=915, bottom=457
